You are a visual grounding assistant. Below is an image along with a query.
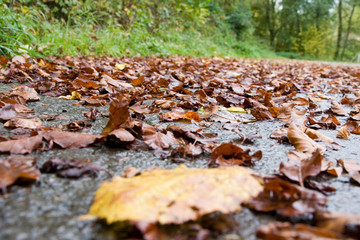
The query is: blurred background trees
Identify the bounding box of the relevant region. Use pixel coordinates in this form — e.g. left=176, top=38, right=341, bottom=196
left=1, top=0, right=360, bottom=61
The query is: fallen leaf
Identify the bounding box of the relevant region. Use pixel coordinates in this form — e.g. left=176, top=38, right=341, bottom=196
left=107, top=128, right=135, bottom=143
left=0, top=134, right=43, bottom=154
left=270, top=128, right=289, bottom=143
left=287, top=123, right=326, bottom=154
left=315, top=211, right=360, bottom=239
left=83, top=108, right=101, bottom=121
left=143, top=131, right=179, bottom=150
left=280, top=149, right=323, bottom=186
left=115, top=63, right=129, bottom=70
left=41, top=158, right=107, bottom=178
left=87, top=165, right=263, bottom=224
left=44, top=131, right=103, bottom=149
left=330, top=101, right=347, bottom=116
left=210, top=142, right=262, bottom=167
left=298, top=125, right=335, bottom=144
left=326, top=162, right=343, bottom=177
left=11, top=86, right=40, bottom=102
left=102, top=96, right=132, bottom=135
left=122, top=167, right=141, bottom=178
left=247, top=176, right=327, bottom=216
left=257, top=222, right=339, bottom=240
left=0, top=104, right=33, bottom=121
left=4, top=118, right=42, bottom=129
left=338, top=159, right=360, bottom=184
left=336, top=126, right=350, bottom=139
left=0, top=156, right=40, bottom=194
left=225, top=107, right=249, bottom=114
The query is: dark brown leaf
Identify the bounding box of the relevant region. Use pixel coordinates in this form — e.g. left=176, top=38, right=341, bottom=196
left=102, top=96, right=132, bottom=135
left=41, top=158, right=107, bottom=178
left=280, top=149, right=323, bottom=185
left=0, top=156, right=40, bottom=194
left=247, top=176, right=327, bottom=216
left=210, top=142, right=262, bottom=167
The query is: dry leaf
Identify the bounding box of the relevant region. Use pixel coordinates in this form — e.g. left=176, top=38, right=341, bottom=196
left=107, top=128, right=135, bottom=142
left=298, top=125, right=335, bottom=143
left=4, top=118, right=42, bottom=129
left=143, top=131, right=179, bottom=150
left=330, top=101, right=347, bottom=116
left=87, top=165, right=263, bottom=224
left=11, top=86, right=40, bottom=102
left=41, top=158, right=107, bottom=178
left=315, top=211, right=360, bottom=238
left=326, top=162, right=343, bottom=177
left=287, top=123, right=326, bottom=154
left=210, top=142, right=262, bottom=167
left=257, top=222, right=340, bottom=240
left=280, top=149, right=323, bottom=185
left=0, top=134, right=43, bottom=154
left=338, top=159, right=360, bottom=184
left=0, top=156, right=40, bottom=194
left=44, top=131, right=103, bottom=149
left=336, top=126, right=350, bottom=139
left=247, top=176, right=327, bottom=216
left=102, top=96, right=132, bottom=135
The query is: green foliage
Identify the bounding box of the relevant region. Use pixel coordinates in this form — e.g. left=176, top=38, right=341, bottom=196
left=0, top=3, right=34, bottom=57
left=3, top=0, right=359, bottom=61
left=1, top=0, right=270, bottom=59
left=291, top=26, right=330, bottom=58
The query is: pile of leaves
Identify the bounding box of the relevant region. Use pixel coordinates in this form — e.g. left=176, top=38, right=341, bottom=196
left=1, top=55, right=360, bottom=239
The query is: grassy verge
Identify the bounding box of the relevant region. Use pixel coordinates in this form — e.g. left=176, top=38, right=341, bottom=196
left=0, top=2, right=278, bottom=59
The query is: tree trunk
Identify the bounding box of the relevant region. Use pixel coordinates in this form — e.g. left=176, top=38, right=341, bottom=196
left=334, top=0, right=343, bottom=60
left=265, top=0, right=279, bottom=48
left=341, top=4, right=356, bottom=60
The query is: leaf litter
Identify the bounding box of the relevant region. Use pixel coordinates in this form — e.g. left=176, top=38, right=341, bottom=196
left=0, top=55, right=360, bottom=239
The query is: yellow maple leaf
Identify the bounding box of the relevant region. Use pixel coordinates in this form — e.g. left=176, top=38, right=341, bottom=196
left=87, top=165, right=263, bottom=224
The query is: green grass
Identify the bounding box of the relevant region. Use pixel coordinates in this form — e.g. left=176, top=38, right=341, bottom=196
left=0, top=3, right=278, bottom=59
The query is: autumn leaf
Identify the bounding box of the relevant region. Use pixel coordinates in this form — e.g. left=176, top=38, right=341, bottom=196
left=257, top=222, right=340, bottom=240
left=44, top=131, right=103, bottom=149
left=160, top=108, right=203, bottom=122
left=270, top=128, right=288, bottom=143
left=11, top=86, right=40, bottom=102
left=0, top=104, right=33, bottom=121
left=338, top=159, right=360, bottom=184
left=102, top=95, right=132, bottom=135
left=0, top=156, right=40, bottom=194
left=326, top=162, right=343, bottom=177
left=330, top=101, right=347, bottom=116
left=4, top=118, right=42, bottom=129
left=315, top=211, right=360, bottom=238
left=298, top=125, right=335, bottom=144
left=210, top=142, right=262, bottom=167
left=107, top=128, right=135, bottom=143
left=336, top=126, right=350, bottom=139
left=287, top=123, right=326, bottom=154
left=280, top=149, right=323, bottom=185
left=0, top=134, right=43, bottom=154
left=143, top=131, right=179, bottom=150
left=87, top=165, right=263, bottom=224
left=83, top=108, right=101, bottom=121
left=247, top=176, right=327, bottom=216
left=41, top=158, right=107, bottom=178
